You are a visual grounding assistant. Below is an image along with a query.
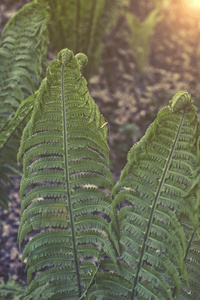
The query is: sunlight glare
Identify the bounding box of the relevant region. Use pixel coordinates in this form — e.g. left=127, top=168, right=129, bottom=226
left=182, top=0, right=200, bottom=17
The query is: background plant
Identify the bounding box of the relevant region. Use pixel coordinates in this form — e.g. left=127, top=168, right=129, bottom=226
left=48, top=0, right=121, bottom=79
left=0, top=275, right=27, bottom=300
left=123, top=0, right=162, bottom=75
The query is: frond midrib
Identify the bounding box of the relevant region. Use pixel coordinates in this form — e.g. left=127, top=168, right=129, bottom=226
left=61, top=64, right=82, bottom=297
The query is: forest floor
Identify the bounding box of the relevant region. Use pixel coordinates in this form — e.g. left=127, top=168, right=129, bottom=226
left=1, top=0, right=200, bottom=289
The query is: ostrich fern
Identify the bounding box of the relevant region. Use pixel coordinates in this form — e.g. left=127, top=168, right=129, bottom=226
left=4, top=49, right=197, bottom=299
left=17, top=49, right=116, bottom=299
left=106, top=92, right=200, bottom=299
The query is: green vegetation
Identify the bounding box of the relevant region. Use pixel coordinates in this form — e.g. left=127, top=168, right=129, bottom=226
left=0, top=0, right=199, bottom=299
left=124, top=8, right=162, bottom=74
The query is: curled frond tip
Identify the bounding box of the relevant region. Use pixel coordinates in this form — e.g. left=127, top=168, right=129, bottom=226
left=57, top=48, right=74, bottom=66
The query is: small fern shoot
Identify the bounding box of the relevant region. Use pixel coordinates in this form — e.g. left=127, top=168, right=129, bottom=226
left=18, top=48, right=116, bottom=299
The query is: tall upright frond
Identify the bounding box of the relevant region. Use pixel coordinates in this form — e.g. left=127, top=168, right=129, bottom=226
left=18, top=48, right=115, bottom=299
left=96, top=91, right=200, bottom=299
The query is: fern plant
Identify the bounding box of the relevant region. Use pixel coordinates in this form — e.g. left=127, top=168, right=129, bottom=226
left=98, top=91, right=200, bottom=299
left=16, top=48, right=117, bottom=300
left=1, top=48, right=198, bottom=299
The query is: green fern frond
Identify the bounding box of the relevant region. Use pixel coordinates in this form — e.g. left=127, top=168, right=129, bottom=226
left=0, top=0, right=49, bottom=209
left=107, top=92, right=200, bottom=299
left=18, top=48, right=115, bottom=299
left=0, top=0, right=49, bottom=124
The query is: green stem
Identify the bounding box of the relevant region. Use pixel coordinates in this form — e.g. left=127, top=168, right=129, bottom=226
left=61, top=65, right=82, bottom=297
left=78, top=260, right=102, bottom=300
left=184, top=232, right=195, bottom=261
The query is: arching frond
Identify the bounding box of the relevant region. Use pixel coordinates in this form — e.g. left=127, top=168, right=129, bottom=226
left=0, top=0, right=49, bottom=124
left=104, top=92, right=200, bottom=299
left=0, top=0, right=49, bottom=209
left=18, top=49, right=115, bottom=299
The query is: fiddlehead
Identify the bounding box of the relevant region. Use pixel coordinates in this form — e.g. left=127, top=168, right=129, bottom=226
left=57, top=48, right=74, bottom=66
left=169, top=91, right=193, bottom=112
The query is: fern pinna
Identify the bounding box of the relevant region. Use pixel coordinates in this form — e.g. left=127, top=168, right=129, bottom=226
left=91, top=92, right=200, bottom=299
left=17, top=49, right=116, bottom=299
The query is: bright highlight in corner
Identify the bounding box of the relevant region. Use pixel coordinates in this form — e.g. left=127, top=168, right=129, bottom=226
left=182, top=0, right=200, bottom=17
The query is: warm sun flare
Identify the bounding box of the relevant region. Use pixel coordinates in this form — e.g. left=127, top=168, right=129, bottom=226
left=182, top=0, right=200, bottom=17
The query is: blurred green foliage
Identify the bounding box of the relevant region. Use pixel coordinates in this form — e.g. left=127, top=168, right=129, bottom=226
left=124, top=7, right=162, bottom=74
left=0, top=275, right=27, bottom=300
left=48, top=0, right=121, bottom=78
